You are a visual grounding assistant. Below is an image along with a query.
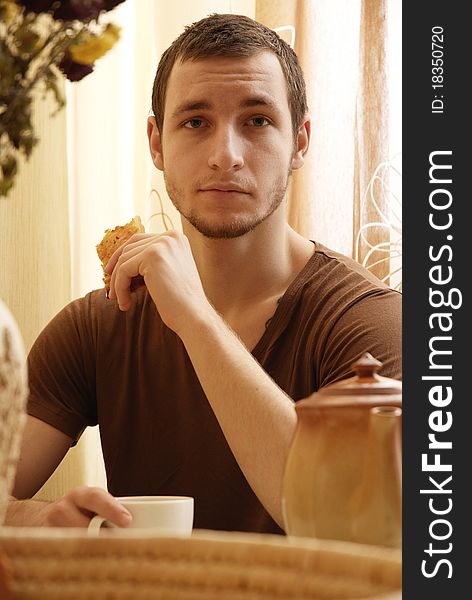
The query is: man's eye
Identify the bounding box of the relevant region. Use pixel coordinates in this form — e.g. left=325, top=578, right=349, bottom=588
left=248, top=117, right=270, bottom=127
left=184, top=118, right=205, bottom=129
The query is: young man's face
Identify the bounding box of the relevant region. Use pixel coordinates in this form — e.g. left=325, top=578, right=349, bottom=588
left=148, top=51, right=309, bottom=239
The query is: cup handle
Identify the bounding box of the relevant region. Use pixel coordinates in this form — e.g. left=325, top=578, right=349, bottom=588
left=87, top=514, right=111, bottom=536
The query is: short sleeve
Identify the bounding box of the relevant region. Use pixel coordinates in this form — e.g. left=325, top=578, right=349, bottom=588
left=317, top=288, right=402, bottom=388
left=27, top=296, right=98, bottom=442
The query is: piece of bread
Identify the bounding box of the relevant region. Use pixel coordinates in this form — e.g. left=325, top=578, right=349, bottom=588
left=96, top=215, right=145, bottom=291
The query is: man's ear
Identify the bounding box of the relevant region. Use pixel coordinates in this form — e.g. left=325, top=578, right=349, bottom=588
left=147, top=116, right=164, bottom=171
left=291, top=116, right=311, bottom=171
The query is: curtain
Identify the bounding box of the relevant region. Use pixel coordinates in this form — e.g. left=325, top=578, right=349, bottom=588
left=0, top=89, right=70, bottom=354
left=65, top=0, right=154, bottom=299
left=0, top=87, right=90, bottom=500
left=353, top=0, right=390, bottom=280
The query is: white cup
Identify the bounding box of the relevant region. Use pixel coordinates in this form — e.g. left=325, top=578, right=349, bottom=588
left=88, top=495, right=194, bottom=536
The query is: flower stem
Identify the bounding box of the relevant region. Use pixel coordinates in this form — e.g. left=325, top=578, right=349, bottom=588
left=3, top=24, right=85, bottom=122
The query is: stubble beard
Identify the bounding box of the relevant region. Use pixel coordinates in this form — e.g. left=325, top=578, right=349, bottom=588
left=163, top=170, right=292, bottom=239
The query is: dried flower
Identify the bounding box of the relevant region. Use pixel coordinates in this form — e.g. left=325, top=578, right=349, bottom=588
left=58, top=54, right=94, bottom=81
left=17, top=0, right=128, bottom=22
left=17, top=1, right=55, bottom=14
left=69, top=23, right=120, bottom=65
left=52, top=1, right=105, bottom=22
left=0, top=0, right=20, bottom=24
left=0, top=0, right=125, bottom=196
left=102, top=1, right=126, bottom=11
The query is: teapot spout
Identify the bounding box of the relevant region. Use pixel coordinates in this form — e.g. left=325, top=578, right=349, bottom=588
left=349, top=406, right=402, bottom=548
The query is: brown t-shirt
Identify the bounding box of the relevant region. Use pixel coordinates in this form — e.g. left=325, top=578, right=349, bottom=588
left=27, top=242, right=401, bottom=535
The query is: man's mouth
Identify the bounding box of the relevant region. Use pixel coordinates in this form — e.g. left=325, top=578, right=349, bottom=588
left=200, top=184, right=248, bottom=193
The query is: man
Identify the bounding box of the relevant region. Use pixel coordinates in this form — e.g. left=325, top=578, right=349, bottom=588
left=7, top=14, right=401, bottom=534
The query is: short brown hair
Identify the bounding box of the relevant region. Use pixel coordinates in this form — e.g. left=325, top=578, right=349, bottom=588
left=151, top=13, right=308, bottom=140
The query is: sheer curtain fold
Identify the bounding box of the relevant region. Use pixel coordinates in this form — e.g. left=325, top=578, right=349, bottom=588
left=0, top=88, right=89, bottom=501
left=0, top=90, right=71, bottom=354
left=353, top=0, right=390, bottom=279
left=66, top=0, right=156, bottom=300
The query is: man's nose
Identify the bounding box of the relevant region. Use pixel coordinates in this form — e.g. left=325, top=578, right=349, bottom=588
left=207, top=126, right=244, bottom=171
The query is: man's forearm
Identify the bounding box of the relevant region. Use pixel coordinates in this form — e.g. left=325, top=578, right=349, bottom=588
left=5, top=488, right=132, bottom=528
left=5, top=496, right=50, bottom=526
left=178, top=305, right=297, bottom=528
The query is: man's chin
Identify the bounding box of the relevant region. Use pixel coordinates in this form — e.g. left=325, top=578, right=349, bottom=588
left=185, top=216, right=259, bottom=239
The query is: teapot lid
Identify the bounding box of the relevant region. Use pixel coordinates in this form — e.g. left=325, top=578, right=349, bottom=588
left=317, top=353, right=402, bottom=397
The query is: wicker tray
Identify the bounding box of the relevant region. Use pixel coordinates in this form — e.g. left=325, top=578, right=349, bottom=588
left=0, top=528, right=401, bottom=599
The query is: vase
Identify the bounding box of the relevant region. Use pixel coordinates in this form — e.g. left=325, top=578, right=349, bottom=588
left=0, top=299, right=28, bottom=525
left=348, top=405, right=402, bottom=547
left=282, top=353, right=402, bottom=548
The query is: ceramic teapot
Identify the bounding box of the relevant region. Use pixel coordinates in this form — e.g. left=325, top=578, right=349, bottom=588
left=282, top=353, right=402, bottom=548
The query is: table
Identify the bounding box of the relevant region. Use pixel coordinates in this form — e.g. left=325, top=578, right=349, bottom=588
left=0, top=527, right=401, bottom=599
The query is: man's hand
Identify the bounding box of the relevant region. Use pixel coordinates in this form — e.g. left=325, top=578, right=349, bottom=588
left=105, top=230, right=212, bottom=334
left=7, top=487, right=132, bottom=528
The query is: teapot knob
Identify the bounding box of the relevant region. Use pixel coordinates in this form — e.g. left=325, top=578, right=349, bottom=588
left=352, top=353, right=382, bottom=379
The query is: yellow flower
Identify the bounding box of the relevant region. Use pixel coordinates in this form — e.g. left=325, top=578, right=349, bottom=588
left=14, top=24, right=44, bottom=54
left=0, top=0, right=20, bottom=24
left=69, top=24, right=121, bottom=66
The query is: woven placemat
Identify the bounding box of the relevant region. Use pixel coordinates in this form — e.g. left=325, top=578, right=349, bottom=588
left=0, top=527, right=401, bottom=599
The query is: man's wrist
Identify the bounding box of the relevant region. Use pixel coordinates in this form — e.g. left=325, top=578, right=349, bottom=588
left=174, top=298, right=222, bottom=343
left=5, top=497, right=50, bottom=527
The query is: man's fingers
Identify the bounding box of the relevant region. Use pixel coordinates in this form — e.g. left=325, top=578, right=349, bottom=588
left=47, top=487, right=132, bottom=528
left=45, top=500, right=92, bottom=527
left=104, top=234, right=154, bottom=274
left=108, top=258, right=135, bottom=310
left=108, top=240, right=155, bottom=303
left=70, top=486, right=132, bottom=526
left=109, top=246, right=151, bottom=310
